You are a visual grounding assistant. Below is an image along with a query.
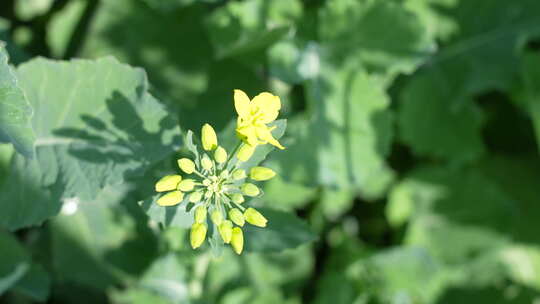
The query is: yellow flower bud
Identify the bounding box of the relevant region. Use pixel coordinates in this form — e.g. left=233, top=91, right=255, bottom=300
left=189, top=191, right=203, bottom=203
left=237, top=144, right=255, bottom=162
left=219, top=220, right=233, bottom=243
left=241, top=183, right=260, bottom=197
left=201, top=155, right=213, bottom=171
left=177, top=179, right=195, bottom=192
left=211, top=210, right=223, bottom=226
left=231, top=193, right=244, bottom=204
left=177, top=158, right=195, bottom=174
left=220, top=169, right=230, bottom=179
left=155, top=175, right=182, bottom=192
left=156, top=191, right=184, bottom=206
left=244, top=207, right=268, bottom=227
left=231, top=227, right=244, bottom=254
left=190, top=223, right=207, bottom=249
left=249, top=167, right=276, bottom=181
left=214, top=146, right=227, bottom=164
left=232, top=169, right=246, bottom=180
left=202, top=123, right=218, bottom=151
left=228, top=208, right=245, bottom=226
left=195, top=206, right=207, bottom=223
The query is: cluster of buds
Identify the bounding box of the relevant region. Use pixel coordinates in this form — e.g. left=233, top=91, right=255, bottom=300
left=155, top=123, right=276, bottom=254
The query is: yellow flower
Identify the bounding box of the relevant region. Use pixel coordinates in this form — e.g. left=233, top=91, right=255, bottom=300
left=234, top=89, right=284, bottom=149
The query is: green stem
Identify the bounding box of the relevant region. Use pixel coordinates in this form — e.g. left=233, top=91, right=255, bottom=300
left=225, top=140, right=242, bottom=169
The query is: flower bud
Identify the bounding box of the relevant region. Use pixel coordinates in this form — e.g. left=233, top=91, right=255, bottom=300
left=155, top=175, right=182, bottom=192
left=177, top=158, right=195, bottom=174
left=244, top=208, right=268, bottom=227
left=231, top=193, right=244, bottom=204
left=241, top=183, right=260, bottom=197
left=228, top=208, right=245, bottom=226
left=231, top=227, right=244, bottom=254
left=249, top=167, right=276, bottom=181
left=219, top=220, right=233, bottom=244
left=177, top=179, right=195, bottom=192
left=220, top=169, right=230, bottom=179
left=201, top=155, right=213, bottom=171
left=195, top=206, right=207, bottom=223
left=156, top=191, right=184, bottom=206
left=204, top=190, right=213, bottom=199
left=237, top=144, right=255, bottom=162
left=232, top=169, right=246, bottom=180
left=190, top=223, right=207, bottom=249
left=189, top=191, right=203, bottom=203
left=202, top=123, right=218, bottom=151
left=214, top=146, right=227, bottom=164
left=211, top=210, right=223, bottom=226
left=203, top=179, right=211, bottom=186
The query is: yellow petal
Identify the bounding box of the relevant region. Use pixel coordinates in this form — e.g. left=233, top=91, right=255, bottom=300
left=236, top=124, right=259, bottom=147
left=252, top=92, right=280, bottom=123
left=231, top=227, right=244, bottom=254
left=156, top=191, right=184, bottom=206
left=255, top=125, right=284, bottom=149
left=234, top=89, right=252, bottom=119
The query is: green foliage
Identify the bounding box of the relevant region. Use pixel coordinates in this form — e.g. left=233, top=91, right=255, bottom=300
left=1, top=0, right=540, bottom=303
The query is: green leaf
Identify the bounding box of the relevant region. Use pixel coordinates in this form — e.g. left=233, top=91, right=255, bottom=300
left=0, top=230, right=30, bottom=296
left=0, top=56, right=181, bottom=230
left=50, top=185, right=159, bottom=289
left=243, top=208, right=316, bottom=253
left=137, top=254, right=189, bottom=303
left=518, top=51, right=540, bottom=153
left=0, top=45, right=35, bottom=157
left=274, top=59, right=394, bottom=199
left=205, top=0, right=302, bottom=59
left=12, top=264, right=50, bottom=302
left=320, top=0, right=434, bottom=79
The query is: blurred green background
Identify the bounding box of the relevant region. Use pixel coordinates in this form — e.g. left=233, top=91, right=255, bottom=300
left=2, top=0, right=540, bottom=303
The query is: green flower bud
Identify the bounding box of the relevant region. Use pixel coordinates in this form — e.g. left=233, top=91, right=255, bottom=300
left=201, top=155, right=213, bottom=171
left=203, top=179, right=211, bottom=186
left=155, top=175, right=182, bottom=192
left=232, top=169, right=246, bottom=180
left=189, top=191, right=203, bottom=203
left=177, top=158, right=195, bottom=174
left=241, top=183, right=260, bottom=197
left=177, top=179, right=195, bottom=192
left=214, top=146, right=227, bottom=164
left=202, top=123, right=218, bottom=151
left=244, top=207, right=268, bottom=227
left=231, top=227, right=244, bottom=254
left=231, top=193, right=244, bottom=204
left=228, top=208, right=245, bottom=226
left=237, top=144, right=255, bottom=162
left=211, top=210, right=223, bottom=226
left=156, top=191, right=184, bottom=206
left=249, top=167, right=276, bottom=181
left=195, top=206, right=207, bottom=223
left=190, top=223, right=207, bottom=249
left=219, top=220, right=233, bottom=244
left=220, top=169, right=230, bottom=179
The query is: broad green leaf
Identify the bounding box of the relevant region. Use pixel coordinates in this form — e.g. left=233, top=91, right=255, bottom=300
left=0, top=45, right=35, bottom=157
left=205, top=0, right=302, bottom=59
left=519, top=52, right=540, bottom=153
left=0, top=154, right=62, bottom=230
left=50, top=185, right=159, bottom=290
left=262, top=175, right=316, bottom=211
left=398, top=71, right=486, bottom=162
left=0, top=143, right=13, bottom=186
left=12, top=264, right=50, bottom=302
left=0, top=56, right=182, bottom=230
left=0, top=230, right=30, bottom=296
left=137, top=254, right=189, bottom=303
left=319, top=0, right=434, bottom=80
left=243, top=208, right=316, bottom=253
left=274, top=59, right=394, bottom=199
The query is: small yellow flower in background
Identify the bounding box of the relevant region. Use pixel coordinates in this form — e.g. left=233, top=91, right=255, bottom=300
left=154, top=89, right=285, bottom=255
left=234, top=89, right=285, bottom=150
